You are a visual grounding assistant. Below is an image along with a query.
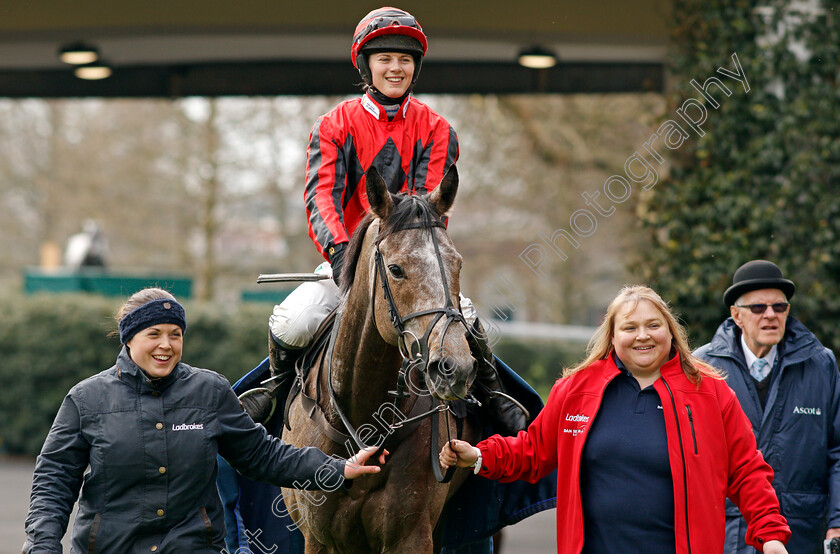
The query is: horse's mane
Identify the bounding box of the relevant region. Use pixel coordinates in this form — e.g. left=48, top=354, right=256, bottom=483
left=339, top=192, right=444, bottom=294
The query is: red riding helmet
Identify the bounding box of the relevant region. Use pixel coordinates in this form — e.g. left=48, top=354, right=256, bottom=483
left=351, top=7, right=428, bottom=88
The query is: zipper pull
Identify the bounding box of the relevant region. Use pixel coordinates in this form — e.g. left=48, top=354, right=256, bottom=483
left=686, top=405, right=698, bottom=455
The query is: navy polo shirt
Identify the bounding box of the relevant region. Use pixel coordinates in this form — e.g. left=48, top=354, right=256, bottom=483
left=580, top=355, right=675, bottom=553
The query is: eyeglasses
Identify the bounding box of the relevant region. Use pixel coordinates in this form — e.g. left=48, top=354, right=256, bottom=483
left=735, top=302, right=790, bottom=314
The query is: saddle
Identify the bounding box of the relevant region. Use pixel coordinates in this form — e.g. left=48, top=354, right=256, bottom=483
left=282, top=307, right=338, bottom=433
left=238, top=309, right=337, bottom=427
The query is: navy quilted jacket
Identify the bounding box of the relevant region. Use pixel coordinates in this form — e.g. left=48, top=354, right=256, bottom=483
left=24, top=347, right=345, bottom=553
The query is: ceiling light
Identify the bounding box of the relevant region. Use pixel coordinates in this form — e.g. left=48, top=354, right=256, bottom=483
left=74, top=62, right=112, bottom=80
left=517, top=46, right=558, bottom=69
left=59, top=42, right=99, bottom=65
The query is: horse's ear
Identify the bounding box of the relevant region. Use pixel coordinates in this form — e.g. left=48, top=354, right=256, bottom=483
left=428, top=165, right=458, bottom=216
left=366, top=166, right=394, bottom=220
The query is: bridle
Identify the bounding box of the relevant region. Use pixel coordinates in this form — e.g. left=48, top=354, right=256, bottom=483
left=325, top=213, right=471, bottom=483
left=372, top=217, right=469, bottom=403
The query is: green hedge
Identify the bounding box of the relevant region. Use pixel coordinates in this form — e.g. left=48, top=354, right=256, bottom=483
left=0, top=293, right=270, bottom=456
left=493, top=339, right=585, bottom=399
left=636, top=0, right=840, bottom=353
left=0, top=293, right=581, bottom=456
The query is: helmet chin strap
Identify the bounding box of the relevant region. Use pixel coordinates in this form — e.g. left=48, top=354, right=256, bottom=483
left=367, top=85, right=411, bottom=106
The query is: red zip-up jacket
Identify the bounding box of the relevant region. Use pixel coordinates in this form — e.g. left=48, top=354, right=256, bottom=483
left=304, top=92, right=458, bottom=260
left=478, top=353, right=791, bottom=553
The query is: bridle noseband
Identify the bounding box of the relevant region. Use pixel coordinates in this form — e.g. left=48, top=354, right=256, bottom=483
left=372, top=217, right=469, bottom=403
left=368, top=214, right=472, bottom=483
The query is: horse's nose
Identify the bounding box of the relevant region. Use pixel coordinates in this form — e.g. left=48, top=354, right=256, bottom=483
left=426, top=355, right=474, bottom=400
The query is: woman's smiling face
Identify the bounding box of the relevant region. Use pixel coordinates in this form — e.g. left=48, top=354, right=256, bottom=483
left=611, top=299, right=673, bottom=380
left=127, top=323, right=183, bottom=378
left=369, top=51, right=415, bottom=98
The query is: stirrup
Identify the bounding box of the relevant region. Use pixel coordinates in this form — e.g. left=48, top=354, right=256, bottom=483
left=238, top=387, right=277, bottom=423
left=483, top=389, right=530, bottom=422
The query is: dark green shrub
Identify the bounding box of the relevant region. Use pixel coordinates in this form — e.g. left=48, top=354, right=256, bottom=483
left=0, top=293, right=120, bottom=456
left=181, top=302, right=270, bottom=381
left=636, top=0, right=840, bottom=352
left=493, top=339, right=587, bottom=399
left=0, top=293, right=270, bottom=456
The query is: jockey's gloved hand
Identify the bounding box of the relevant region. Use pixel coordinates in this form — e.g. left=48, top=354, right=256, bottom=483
left=329, top=242, right=347, bottom=287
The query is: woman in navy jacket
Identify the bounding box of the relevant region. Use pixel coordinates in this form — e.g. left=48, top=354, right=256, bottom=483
left=24, top=287, right=385, bottom=553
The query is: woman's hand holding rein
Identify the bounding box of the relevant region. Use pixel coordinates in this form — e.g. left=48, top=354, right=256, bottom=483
left=439, top=439, right=479, bottom=469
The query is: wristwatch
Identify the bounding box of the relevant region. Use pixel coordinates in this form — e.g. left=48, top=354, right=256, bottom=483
left=471, top=448, right=483, bottom=475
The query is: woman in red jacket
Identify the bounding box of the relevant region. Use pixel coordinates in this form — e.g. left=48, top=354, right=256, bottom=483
left=441, top=285, right=791, bottom=553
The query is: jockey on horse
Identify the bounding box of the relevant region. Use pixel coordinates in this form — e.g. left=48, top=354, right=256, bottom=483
left=240, top=6, right=526, bottom=436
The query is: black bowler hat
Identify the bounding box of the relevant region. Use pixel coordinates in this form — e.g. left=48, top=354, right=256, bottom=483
left=723, top=260, right=796, bottom=307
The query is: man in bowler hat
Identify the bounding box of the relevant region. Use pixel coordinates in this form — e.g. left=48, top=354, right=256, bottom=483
left=695, top=260, right=840, bottom=553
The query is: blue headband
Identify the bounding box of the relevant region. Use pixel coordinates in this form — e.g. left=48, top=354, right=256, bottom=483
left=119, top=298, right=187, bottom=344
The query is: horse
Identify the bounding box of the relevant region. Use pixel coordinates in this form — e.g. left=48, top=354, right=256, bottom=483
left=280, top=165, right=481, bottom=553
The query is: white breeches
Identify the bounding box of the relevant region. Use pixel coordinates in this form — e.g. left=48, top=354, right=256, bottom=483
left=269, top=263, right=339, bottom=349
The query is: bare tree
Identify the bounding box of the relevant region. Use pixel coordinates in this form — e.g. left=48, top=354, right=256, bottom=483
left=426, top=93, right=665, bottom=325
left=0, top=93, right=664, bottom=326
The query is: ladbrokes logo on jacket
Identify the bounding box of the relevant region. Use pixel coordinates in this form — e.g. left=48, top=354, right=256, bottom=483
left=563, top=413, right=589, bottom=436
left=172, top=423, right=204, bottom=431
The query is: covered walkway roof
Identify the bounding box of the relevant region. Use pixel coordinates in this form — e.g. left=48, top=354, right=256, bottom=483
left=0, top=1, right=670, bottom=97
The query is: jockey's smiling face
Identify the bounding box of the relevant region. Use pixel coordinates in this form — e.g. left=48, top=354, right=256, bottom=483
left=127, top=324, right=183, bottom=378
left=369, top=52, right=415, bottom=98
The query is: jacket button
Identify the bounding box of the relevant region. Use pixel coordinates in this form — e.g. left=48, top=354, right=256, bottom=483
left=159, top=466, right=166, bottom=474
left=151, top=546, right=158, bottom=552
left=156, top=509, right=164, bottom=517
left=152, top=391, right=160, bottom=397
left=156, top=422, right=163, bottom=430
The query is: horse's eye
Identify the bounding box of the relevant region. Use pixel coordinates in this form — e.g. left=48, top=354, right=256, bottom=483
left=388, top=264, right=405, bottom=279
